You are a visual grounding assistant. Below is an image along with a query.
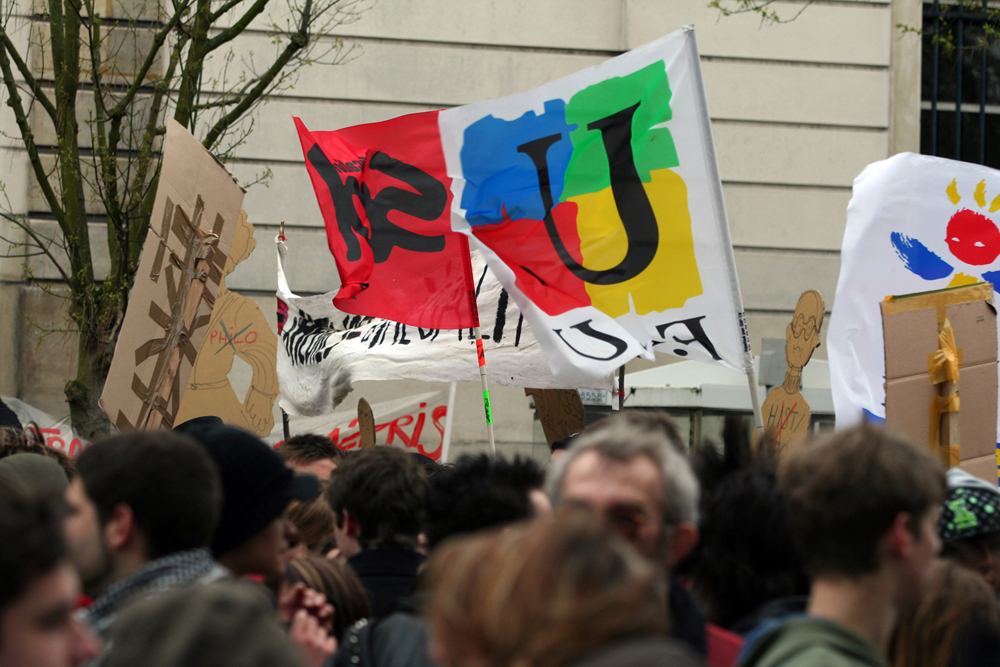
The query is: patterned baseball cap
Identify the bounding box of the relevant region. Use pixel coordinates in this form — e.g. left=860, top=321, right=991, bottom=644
left=939, top=468, right=1000, bottom=543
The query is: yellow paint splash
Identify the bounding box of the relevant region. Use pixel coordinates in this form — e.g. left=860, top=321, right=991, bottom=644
left=947, top=178, right=961, bottom=205
left=975, top=180, right=988, bottom=208
left=989, top=191, right=1000, bottom=213
left=568, top=168, right=702, bottom=318
left=948, top=272, right=980, bottom=288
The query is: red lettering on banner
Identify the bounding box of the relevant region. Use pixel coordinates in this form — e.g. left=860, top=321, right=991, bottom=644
left=320, top=404, right=449, bottom=459
left=68, top=439, right=84, bottom=458
left=245, top=331, right=258, bottom=345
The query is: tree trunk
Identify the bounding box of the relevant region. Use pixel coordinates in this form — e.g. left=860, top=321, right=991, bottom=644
left=65, top=300, right=122, bottom=440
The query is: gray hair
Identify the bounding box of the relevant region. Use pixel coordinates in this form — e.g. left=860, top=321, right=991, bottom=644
left=545, top=412, right=700, bottom=527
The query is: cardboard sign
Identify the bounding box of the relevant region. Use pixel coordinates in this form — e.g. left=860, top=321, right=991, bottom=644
left=100, top=119, right=246, bottom=431
left=756, top=290, right=824, bottom=455
left=357, top=398, right=375, bottom=449
left=524, top=388, right=586, bottom=446
left=882, top=283, right=998, bottom=481
left=173, top=212, right=279, bottom=436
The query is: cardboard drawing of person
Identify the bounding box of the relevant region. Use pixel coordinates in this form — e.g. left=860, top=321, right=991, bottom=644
left=757, top=290, right=825, bottom=456
left=174, top=211, right=279, bottom=436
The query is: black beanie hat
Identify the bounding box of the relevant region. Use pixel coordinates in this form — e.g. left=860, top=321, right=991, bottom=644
left=185, top=425, right=320, bottom=557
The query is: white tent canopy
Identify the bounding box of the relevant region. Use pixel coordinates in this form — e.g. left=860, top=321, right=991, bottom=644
left=596, top=358, right=833, bottom=415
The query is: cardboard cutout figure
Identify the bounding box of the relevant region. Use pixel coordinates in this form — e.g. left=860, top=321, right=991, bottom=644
left=174, top=212, right=279, bottom=436
left=757, top=290, right=824, bottom=455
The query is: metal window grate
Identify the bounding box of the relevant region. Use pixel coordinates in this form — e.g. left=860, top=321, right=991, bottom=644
left=922, top=0, right=1000, bottom=167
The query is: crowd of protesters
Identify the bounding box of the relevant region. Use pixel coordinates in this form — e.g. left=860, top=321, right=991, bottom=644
left=3, top=398, right=1000, bottom=667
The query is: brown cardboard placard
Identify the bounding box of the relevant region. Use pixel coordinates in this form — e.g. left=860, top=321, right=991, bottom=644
left=358, top=398, right=376, bottom=449
left=100, top=119, right=245, bottom=431
left=173, top=212, right=279, bottom=436
left=882, top=283, right=997, bottom=467
left=755, top=290, right=824, bottom=456
left=959, top=453, right=997, bottom=485
left=524, top=388, right=586, bottom=446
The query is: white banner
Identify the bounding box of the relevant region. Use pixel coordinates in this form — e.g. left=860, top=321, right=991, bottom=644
left=267, top=391, right=450, bottom=460
left=276, top=238, right=613, bottom=416
left=829, top=152, right=1000, bottom=445
left=439, top=27, right=751, bottom=385
left=3, top=396, right=91, bottom=457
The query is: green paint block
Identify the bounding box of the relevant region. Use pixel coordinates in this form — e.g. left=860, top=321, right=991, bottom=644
left=562, top=61, right=679, bottom=201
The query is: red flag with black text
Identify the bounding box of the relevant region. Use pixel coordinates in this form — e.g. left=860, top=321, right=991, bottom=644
left=294, top=113, right=475, bottom=329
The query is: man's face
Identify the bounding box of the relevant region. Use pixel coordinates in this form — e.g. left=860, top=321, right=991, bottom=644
left=0, top=562, right=101, bottom=667
left=289, top=460, right=337, bottom=484
left=62, top=480, right=112, bottom=598
left=560, top=450, right=667, bottom=560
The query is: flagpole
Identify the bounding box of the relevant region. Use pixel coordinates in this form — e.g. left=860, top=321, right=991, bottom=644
left=440, top=381, right=458, bottom=463
left=747, top=367, right=765, bottom=443
left=459, top=236, right=497, bottom=456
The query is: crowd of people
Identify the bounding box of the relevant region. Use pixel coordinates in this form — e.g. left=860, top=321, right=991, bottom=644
left=2, top=401, right=1000, bottom=667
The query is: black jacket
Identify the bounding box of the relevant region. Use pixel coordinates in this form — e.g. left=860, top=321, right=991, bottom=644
left=670, top=578, right=707, bottom=656
left=348, top=548, right=425, bottom=619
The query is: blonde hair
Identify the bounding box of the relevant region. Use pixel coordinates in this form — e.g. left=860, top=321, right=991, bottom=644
left=425, top=509, right=667, bottom=667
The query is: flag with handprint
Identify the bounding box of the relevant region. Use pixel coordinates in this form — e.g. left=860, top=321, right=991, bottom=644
left=829, top=152, right=1000, bottom=445
left=298, top=27, right=752, bottom=385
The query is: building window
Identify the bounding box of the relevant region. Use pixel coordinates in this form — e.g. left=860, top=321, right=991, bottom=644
left=922, top=0, right=1000, bottom=167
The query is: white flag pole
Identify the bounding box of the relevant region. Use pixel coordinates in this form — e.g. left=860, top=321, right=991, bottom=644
left=459, top=237, right=497, bottom=456
left=440, top=381, right=458, bottom=463
left=686, top=26, right=764, bottom=436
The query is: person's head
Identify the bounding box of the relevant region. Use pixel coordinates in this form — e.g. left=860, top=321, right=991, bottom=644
left=281, top=557, right=371, bottom=640
left=424, top=454, right=544, bottom=550
left=102, top=580, right=303, bottom=667
left=325, top=447, right=426, bottom=559
left=67, top=431, right=222, bottom=598
left=545, top=411, right=699, bottom=566
left=939, top=468, right=1000, bottom=592
left=779, top=425, right=946, bottom=598
left=678, top=461, right=808, bottom=629
left=285, top=497, right=336, bottom=556
left=0, top=454, right=69, bottom=497
left=0, top=484, right=100, bottom=667
left=891, top=559, right=1000, bottom=667
left=184, top=426, right=320, bottom=578
left=279, top=434, right=343, bottom=483
left=426, top=509, right=667, bottom=667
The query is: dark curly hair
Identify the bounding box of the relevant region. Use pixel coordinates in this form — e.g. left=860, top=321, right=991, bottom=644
left=424, top=454, right=543, bottom=549
left=0, top=422, right=76, bottom=479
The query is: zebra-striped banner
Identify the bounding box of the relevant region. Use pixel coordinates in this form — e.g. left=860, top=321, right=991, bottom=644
left=275, top=237, right=613, bottom=417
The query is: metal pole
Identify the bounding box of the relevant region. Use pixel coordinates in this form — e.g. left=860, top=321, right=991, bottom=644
left=440, top=382, right=458, bottom=463
left=747, top=367, right=765, bottom=442
left=932, top=0, right=940, bottom=154
left=618, top=365, right=625, bottom=411
left=980, top=0, right=988, bottom=165
left=957, top=17, right=964, bottom=159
